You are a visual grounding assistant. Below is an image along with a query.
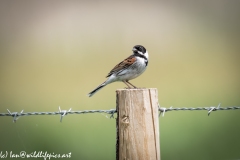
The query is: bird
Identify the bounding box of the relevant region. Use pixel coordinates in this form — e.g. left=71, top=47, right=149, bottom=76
left=88, top=45, right=148, bottom=97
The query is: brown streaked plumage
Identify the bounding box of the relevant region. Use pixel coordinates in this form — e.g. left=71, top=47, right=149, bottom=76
left=107, top=55, right=136, bottom=77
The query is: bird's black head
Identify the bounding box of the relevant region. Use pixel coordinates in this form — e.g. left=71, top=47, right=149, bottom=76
left=132, top=45, right=146, bottom=55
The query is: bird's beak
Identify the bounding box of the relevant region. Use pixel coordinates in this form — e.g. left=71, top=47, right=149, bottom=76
left=132, top=48, right=137, bottom=52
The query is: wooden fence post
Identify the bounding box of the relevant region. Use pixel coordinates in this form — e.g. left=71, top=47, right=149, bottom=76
left=116, top=88, right=160, bottom=160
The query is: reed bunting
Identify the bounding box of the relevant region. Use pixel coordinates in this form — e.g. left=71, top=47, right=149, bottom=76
left=88, top=45, right=148, bottom=97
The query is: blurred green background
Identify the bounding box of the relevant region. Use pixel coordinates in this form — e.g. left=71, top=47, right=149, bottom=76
left=0, top=0, right=240, bottom=160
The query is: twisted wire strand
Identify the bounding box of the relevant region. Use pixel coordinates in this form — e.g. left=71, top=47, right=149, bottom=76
left=0, top=109, right=117, bottom=117
left=160, top=106, right=240, bottom=112
left=0, top=106, right=240, bottom=117
left=0, top=106, right=239, bottom=122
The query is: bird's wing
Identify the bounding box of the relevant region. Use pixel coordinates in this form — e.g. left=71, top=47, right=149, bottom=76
left=106, top=55, right=136, bottom=77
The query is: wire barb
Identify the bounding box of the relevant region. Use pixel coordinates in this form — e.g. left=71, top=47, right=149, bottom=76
left=158, top=103, right=166, bottom=117
left=7, top=109, right=24, bottom=123
left=59, top=106, right=72, bottom=122
left=108, top=109, right=116, bottom=119
left=208, top=103, right=221, bottom=116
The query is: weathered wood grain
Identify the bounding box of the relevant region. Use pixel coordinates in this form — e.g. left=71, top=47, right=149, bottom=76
left=116, top=88, right=160, bottom=160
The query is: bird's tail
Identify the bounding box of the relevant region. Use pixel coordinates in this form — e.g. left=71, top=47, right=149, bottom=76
left=88, top=82, right=106, bottom=97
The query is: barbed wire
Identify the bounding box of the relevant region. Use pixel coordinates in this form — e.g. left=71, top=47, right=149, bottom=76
left=0, top=107, right=117, bottom=123
left=0, top=104, right=239, bottom=123
left=158, top=103, right=240, bottom=117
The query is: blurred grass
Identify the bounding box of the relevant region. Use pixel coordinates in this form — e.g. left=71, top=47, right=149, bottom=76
left=0, top=0, right=240, bottom=160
